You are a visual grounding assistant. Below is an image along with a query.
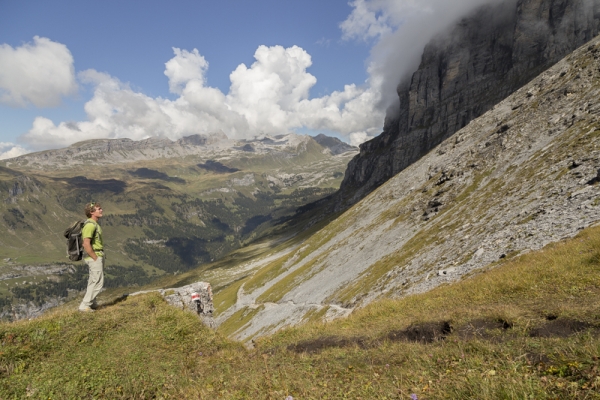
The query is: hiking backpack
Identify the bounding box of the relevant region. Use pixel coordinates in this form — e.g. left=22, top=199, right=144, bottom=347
left=63, top=220, right=96, bottom=261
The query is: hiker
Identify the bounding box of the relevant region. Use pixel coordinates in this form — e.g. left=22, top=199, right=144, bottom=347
left=79, top=202, right=105, bottom=312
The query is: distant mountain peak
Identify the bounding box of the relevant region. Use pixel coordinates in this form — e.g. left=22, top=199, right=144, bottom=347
left=313, top=134, right=357, bottom=155
left=177, top=131, right=229, bottom=146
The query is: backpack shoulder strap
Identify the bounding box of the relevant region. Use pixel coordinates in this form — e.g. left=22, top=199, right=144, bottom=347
left=82, top=219, right=98, bottom=240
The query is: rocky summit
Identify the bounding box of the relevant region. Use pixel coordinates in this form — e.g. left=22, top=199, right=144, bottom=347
left=215, top=32, right=600, bottom=341
left=338, top=0, right=600, bottom=209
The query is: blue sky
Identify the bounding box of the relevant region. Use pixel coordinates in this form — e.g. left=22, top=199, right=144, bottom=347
left=0, top=0, right=497, bottom=158
left=2, top=1, right=371, bottom=97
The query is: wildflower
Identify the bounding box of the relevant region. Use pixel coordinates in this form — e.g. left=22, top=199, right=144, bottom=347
left=285, top=396, right=294, bottom=400
left=411, top=394, right=418, bottom=400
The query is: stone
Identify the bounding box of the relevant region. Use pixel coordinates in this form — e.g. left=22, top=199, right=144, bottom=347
left=162, top=282, right=214, bottom=317
left=130, top=281, right=215, bottom=328
left=437, top=268, right=457, bottom=276
left=570, top=186, right=592, bottom=198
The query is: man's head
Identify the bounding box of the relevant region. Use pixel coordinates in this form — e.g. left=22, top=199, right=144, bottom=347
left=84, top=202, right=103, bottom=219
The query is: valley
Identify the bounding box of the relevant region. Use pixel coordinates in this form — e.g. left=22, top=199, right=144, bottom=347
left=0, top=133, right=356, bottom=319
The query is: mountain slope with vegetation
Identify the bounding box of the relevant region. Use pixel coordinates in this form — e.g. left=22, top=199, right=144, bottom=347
left=2, top=2, right=600, bottom=398
left=1, top=223, right=598, bottom=398
left=0, top=133, right=356, bottom=320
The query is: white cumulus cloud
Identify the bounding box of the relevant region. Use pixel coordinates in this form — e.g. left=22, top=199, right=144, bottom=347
left=227, top=45, right=317, bottom=132
left=342, top=0, right=507, bottom=108
left=340, top=0, right=394, bottom=41
left=0, top=36, right=78, bottom=108
left=0, top=142, right=28, bottom=160
left=164, top=48, right=209, bottom=95
left=21, top=45, right=385, bottom=150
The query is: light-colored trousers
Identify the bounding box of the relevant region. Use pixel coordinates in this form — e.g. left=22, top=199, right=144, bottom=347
left=80, top=257, right=104, bottom=309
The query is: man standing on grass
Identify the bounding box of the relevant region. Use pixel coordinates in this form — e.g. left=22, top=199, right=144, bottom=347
left=79, top=202, right=105, bottom=312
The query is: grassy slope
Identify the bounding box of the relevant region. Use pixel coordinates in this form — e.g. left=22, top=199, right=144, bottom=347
left=1, top=224, right=599, bottom=399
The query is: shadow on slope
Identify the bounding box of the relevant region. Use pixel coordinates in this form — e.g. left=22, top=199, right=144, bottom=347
left=56, top=176, right=127, bottom=194
left=197, top=160, right=240, bottom=173
left=128, top=168, right=186, bottom=183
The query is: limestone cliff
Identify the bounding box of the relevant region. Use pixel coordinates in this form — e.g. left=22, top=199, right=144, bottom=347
left=338, top=0, right=600, bottom=208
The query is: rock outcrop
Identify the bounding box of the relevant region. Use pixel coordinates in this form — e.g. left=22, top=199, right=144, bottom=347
left=131, top=281, right=215, bottom=328
left=338, top=0, right=600, bottom=209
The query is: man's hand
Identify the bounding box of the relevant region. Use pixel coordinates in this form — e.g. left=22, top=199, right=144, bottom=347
left=82, top=237, right=97, bottom=261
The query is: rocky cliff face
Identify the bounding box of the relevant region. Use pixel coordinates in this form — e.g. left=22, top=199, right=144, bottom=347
left=338, top=0, right=600, bottom=208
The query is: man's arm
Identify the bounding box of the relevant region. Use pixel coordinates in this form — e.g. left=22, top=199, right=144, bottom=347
left=83, top=237, right=97, bottom=261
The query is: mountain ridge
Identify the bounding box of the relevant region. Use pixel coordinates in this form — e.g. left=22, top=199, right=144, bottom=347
left=3, top=132, right=356, bottom=170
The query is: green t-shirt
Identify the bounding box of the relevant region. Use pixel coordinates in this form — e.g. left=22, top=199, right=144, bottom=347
left=82, top=219, right=103, bottom=256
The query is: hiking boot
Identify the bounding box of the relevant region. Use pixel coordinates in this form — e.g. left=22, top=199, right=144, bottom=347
left=78, top=307, right=96, bottom=313
left=90, top=302, right=99, bottom=310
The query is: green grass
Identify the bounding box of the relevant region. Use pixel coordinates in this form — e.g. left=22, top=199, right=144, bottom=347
left=217, top=305, right=264, bottom=338
left=214, top=276, right=248, bottom=312
left=0, top=293, right=235, bottom=398
left=1, top=224, right=599, bottom=399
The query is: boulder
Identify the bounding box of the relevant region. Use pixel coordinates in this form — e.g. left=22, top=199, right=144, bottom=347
left=131, top=281, right=215, bottom=328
